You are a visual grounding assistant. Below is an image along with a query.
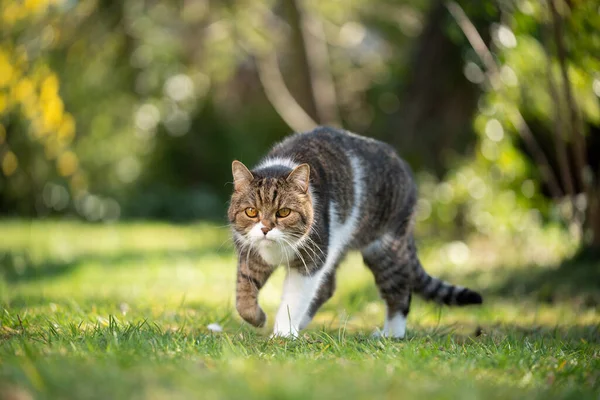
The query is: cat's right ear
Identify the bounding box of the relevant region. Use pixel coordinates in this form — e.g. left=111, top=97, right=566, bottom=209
left=232, top=160, right=254, bottom=191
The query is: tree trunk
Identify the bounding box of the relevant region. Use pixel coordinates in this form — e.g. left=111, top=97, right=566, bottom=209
left=281, top=0, right=320, bottom=124
left=392, top=0, right=485, bottom=176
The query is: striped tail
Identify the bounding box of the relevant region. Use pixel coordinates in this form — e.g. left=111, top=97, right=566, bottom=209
left=413, top=265, right=483, bottom=306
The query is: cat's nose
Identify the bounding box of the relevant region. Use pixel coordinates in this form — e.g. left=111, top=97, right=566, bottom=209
left=261, top=226, right=271, bottom=235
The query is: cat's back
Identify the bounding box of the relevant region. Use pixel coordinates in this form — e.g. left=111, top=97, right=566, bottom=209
left=263, top=127, right=416, bottom=244
left=267, top=126, right=400, bottom=169
left=266, top=127, right=411, bottom=183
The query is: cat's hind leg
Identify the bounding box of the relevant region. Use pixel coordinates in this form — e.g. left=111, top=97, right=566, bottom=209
left=361, top=233, right=413, bottom=339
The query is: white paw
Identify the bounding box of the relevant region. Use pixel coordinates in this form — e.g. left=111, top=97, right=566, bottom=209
left=270, top=332, right=298, bottom=339
left=372, top=328, right=384, bottom=338
left=372, top=329, right=406, bottom=339
left=372, top=324, right=406, bottom=339
left=373, top=313, right=406, bottom=339
left=271, top=326, right=300, bottom=339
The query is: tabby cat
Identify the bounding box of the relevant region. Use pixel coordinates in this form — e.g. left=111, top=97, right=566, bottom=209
left=228, top=127, right=482, bottom=338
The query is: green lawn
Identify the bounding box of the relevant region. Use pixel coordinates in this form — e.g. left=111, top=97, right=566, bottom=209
left=1, top=221, right=599, bottom=399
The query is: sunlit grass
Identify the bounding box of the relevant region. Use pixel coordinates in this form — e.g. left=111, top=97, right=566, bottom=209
left=1, top=220, right=599, bottom=399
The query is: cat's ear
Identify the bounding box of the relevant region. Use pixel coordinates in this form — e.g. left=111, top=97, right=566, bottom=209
left=287, top=163, right=310, bottom=193
left=232, top=160, right=253, bottom=191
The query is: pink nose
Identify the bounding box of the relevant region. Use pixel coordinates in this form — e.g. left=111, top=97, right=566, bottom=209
left=261, top=227, right=271, bottom=235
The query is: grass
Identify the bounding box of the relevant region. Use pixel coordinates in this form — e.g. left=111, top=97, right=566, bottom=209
left=0, top=220, right=599, bottom=399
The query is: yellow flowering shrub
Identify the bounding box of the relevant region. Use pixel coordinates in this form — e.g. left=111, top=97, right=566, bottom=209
left=0, top=0, right=81, bottom=191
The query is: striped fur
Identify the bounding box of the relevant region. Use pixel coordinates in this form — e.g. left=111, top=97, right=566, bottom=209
left=229, top=127, right=482, bottom=338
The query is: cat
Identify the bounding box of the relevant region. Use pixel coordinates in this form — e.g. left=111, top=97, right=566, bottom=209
left=228, top=126, right=482, bottom=338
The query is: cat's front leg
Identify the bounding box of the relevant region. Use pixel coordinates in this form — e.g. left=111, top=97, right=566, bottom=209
left=273, top=268, right=322, bottom=337
left=236, top=255, right=273, bottom=327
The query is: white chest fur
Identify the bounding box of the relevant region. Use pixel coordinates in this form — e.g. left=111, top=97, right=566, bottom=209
left=257, top=241, right=294, bottom=266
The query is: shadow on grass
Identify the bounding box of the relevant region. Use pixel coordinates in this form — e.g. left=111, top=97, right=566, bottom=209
left=311, top=321, right=600, bottom=346
left=416, top=322, right=600, bottom=345
left=0, top=245, right=231, bottom=284
left=331, top=255, right=600, bottom=311
left=485, top=252, right=600, bottom=307
left=0, top=253, right=78, bottom=283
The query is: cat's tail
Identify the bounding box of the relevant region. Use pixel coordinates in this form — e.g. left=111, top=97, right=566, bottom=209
left=412, top=262, right=483, bottom=306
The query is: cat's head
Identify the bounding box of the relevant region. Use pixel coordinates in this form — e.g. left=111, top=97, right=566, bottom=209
left=228, top=160, right=314, bottom=257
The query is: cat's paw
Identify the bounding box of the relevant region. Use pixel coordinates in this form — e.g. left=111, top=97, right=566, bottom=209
left=372, top=328, right=405, bottom=340
left=271, top=326, right=300, bottom=339
left=372, top=328, right=384, bottom=338
left=237, top=305, right=267, bottom=328
left=269, top=332, right=294, bottom=340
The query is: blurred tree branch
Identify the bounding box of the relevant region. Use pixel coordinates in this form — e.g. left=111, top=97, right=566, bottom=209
left=300, top=14, right=341, bottom=126
left=283, top=0, right=340, bottom=127
left=282, top=0, right=319, bottom=123
left=445, top=1, right=563, bottom=199
left=256, top=51, right=318, bottom=132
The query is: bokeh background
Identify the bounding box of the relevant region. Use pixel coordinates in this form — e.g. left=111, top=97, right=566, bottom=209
left=1, top=0, right=600, bottom=244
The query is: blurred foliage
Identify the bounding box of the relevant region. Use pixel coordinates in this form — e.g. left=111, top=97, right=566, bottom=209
left=1, top=0, right=81, bottom=215
left=0, top=0, right=599, bottom=241
left=415, top=0, right=600, bottom=241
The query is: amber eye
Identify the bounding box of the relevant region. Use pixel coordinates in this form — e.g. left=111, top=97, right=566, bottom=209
left=276, top=208, right=291, bottom=218
left=245, top=207, right=258, bottom=218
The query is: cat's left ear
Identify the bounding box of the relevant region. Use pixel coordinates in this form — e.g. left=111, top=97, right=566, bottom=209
left=287, top=163, right=310, bottom=193
left=232, top=160, right=254, bottom=191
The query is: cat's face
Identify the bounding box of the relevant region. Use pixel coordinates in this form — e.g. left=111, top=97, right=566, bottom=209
left=228, top=161, right=313, bottom=263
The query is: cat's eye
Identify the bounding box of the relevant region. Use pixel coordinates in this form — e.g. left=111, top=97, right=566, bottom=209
left=276, top=208, right=291, bottom=218
left=245, top=207, right=258, bottom=218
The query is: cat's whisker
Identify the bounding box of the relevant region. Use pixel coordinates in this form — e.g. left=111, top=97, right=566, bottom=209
left=276, top=239, right=290, bottom=267
left=217, top=235, right=239, bottom=253
left=245, top=244, right=253, bottom=278
left=308, top=225, right=323, bottom=242
left=304, top=245, right=324, bottom=266
left=303, top=250, right=320, bottom=269
left=281, top=237, right=311, bottom=276
left=291, top=237, right=323, bottom=267
left=302, top=236, right=326, bottom=260
left=286, top=233, right=325, bottom=265
left=276, top=240, right=284, bottom=266
left=280, top=239, right=292, bottom=269
left=288, top=230, right=323, bottom=251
